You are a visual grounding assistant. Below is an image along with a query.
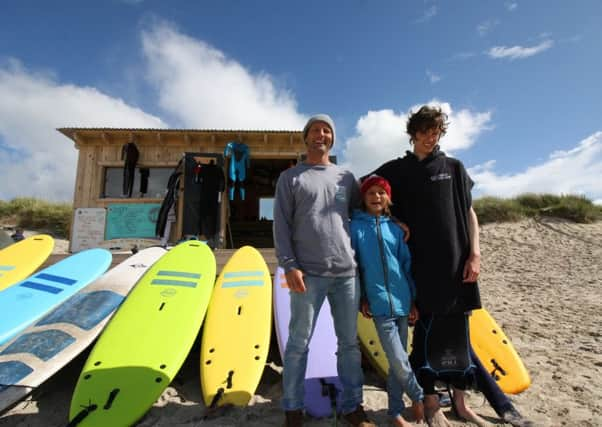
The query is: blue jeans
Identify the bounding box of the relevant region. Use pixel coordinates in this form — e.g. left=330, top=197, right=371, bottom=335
left=282, top=275, right=363, bottom=414
left=373, top=315, right=424, bottom=417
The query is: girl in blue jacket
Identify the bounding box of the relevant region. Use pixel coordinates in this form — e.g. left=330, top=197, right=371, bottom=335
left=350, top=175, right=424, bottom=427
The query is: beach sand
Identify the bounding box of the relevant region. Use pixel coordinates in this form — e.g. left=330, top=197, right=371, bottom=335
left=1, top=217, right=600, bottom=426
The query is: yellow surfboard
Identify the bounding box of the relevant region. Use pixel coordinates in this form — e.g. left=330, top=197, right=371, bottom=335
left=200, top=246, right=272, bottom=408
left=470, top=308, right=531, bottom=394
left=69, top=241, right=216, bottom=426
left=357, top=314, right=414, bottom=379
left=0, top=234, right=54, bottom=291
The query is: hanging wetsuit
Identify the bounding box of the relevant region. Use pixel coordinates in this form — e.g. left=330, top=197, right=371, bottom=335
left=156, top=160, right=183, bottom=239
left=139, top=168, right=150, bottom=196
left=198, top=160, right=225, bottom=239
left=121, top=141, right=139, bottom=197
left=223, top=141, right=250, bottom=200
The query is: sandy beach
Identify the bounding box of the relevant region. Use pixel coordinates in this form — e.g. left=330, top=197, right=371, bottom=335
left=1, top=217, right=601, bottom=427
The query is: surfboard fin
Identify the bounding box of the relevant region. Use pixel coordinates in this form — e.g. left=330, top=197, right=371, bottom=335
left=202, top=387, right=233, bottom=420
left=319, top=378, right=340, bottom=423
left=103, top=388, right=120, bottom=410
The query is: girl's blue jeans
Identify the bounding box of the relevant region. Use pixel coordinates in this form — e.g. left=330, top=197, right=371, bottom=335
left=373, top=315, right=424, bottom=417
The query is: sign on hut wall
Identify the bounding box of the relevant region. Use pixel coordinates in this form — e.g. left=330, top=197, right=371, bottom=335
left=71, top=208, right=106, bottom=252
left=105, top=203, right=160, bottom=240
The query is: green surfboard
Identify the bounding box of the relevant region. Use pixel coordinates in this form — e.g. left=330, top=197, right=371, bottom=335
left=68, top=241, right=216, bottom=426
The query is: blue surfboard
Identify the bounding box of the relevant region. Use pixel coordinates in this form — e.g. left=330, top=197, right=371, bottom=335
left=0, top=248, right=112, bottom=346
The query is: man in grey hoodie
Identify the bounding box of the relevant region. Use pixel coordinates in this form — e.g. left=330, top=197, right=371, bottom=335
left=273, top=114, right=374, bottom=427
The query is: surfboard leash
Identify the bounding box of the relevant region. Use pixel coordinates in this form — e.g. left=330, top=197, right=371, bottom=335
left=65, top=400, right=97, bottom=427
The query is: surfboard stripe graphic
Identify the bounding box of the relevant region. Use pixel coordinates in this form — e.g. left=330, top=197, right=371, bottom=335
left=20, top=281, right=63, bottom=294
left=0, top=329, right=76, bottom=361
left=224, top=271, right=264, bottom=278
left=0, top=265, right=16, bottom=271
left=221, top=280, right=264, bottom=288
left=35, top=273, right=77, bottom=285
left=157, top=270, right=201, bottom=279
left=151, top=279, right=197, bottom=288
left=0, top=361, right=34, bottom=389
left=35, top=291, right=124, bottom=331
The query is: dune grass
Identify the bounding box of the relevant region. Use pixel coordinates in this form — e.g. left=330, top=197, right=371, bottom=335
left=0, top=198, right=72, bottom=238
left=0, top=194, right=600, bottom=240
left=474, top=193, right=602, bottom=224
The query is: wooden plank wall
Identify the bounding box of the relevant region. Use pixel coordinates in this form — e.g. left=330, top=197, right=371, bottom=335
left=69, top=130, right=305, bottom=247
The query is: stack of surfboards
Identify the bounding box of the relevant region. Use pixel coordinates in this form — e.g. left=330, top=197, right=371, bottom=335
left=273, top=267, right=342, bottom=418
left=0, top=247, right=166, bottom=413
left=69, top=240, right=216, bottom=426
left=200, top=246, right=272, bottom=409
left=0, top=248, right=112, bottom=346
left=0, top=234, right=54, bottom=292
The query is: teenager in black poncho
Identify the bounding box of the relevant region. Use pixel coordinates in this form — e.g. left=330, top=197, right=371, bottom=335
left=366, top=106, right=532, bottom=427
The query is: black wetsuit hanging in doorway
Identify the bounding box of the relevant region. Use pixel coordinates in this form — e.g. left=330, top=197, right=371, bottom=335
left=198, top=160, right=225, bottom=238
left=121, top=141, right=139, bottom=197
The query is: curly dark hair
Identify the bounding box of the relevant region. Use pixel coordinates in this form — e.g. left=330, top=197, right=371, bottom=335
left=406, top=105, right=449, bottom=143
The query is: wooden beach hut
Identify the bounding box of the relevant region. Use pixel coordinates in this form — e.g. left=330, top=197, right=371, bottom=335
left=57, top=128, right=306, bottom=252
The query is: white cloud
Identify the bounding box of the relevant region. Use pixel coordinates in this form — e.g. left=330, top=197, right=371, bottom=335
left=0, top=59, right=166, bottom=201
left=426, top=69, right=441, bottom=83
left=141, top=22, right=306, bottom=130
left=505, top=2, right=518, bottom=11
left=470, top=132, right=602, bottom=201
left=416, top=5, right=438, bottom=23
left=341, top=101, right=492, bottom=177
left=477, top=20, right=499, bottom=36
left=0, top=22, right=309, bottom=201
left=488, top=40, right=554, bottom=60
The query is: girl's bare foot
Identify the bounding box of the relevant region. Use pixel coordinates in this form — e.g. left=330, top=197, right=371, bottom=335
left=412, top=400, right=425, bottom=423
left=424, top=394, right=451, bottom=427
left=426, top=408, right=452, bottom=427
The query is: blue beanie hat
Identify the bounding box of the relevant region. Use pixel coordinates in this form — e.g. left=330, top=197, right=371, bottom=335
left=303, top=114, right=336, bottom=147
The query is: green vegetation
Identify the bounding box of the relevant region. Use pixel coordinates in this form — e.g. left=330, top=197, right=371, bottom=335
left=0, top=194, right=599, bottom=240
left=0, top=198, right=72, bottom=238
left=474, top=193, right=602, bottom=224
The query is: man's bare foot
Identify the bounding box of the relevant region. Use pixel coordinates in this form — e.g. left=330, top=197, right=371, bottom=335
left=412, top=400, right=425, bottom=423
left=452, top=389, right=489, bottom=426
left=392, top=414, right=413, bottom=427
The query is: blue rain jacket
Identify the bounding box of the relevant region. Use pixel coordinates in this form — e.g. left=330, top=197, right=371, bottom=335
left=350, top=209, right=416, bottom=317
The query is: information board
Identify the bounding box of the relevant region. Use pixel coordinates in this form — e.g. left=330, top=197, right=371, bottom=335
left=71, top=208, right=106, bottom=252
left=105, top=203, right=160, bottom=240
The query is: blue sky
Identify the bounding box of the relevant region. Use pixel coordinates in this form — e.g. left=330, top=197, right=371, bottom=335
left=1, top=0, right=601, bottom=203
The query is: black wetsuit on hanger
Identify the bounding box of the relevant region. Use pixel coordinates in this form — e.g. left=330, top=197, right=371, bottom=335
left=199, top=161, right=225, bottom=238
left=121, top=142, right=139, bottom=197
left=156, top=160, right=183, bottom=238
left=139, top=168, right=150, bottom=196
